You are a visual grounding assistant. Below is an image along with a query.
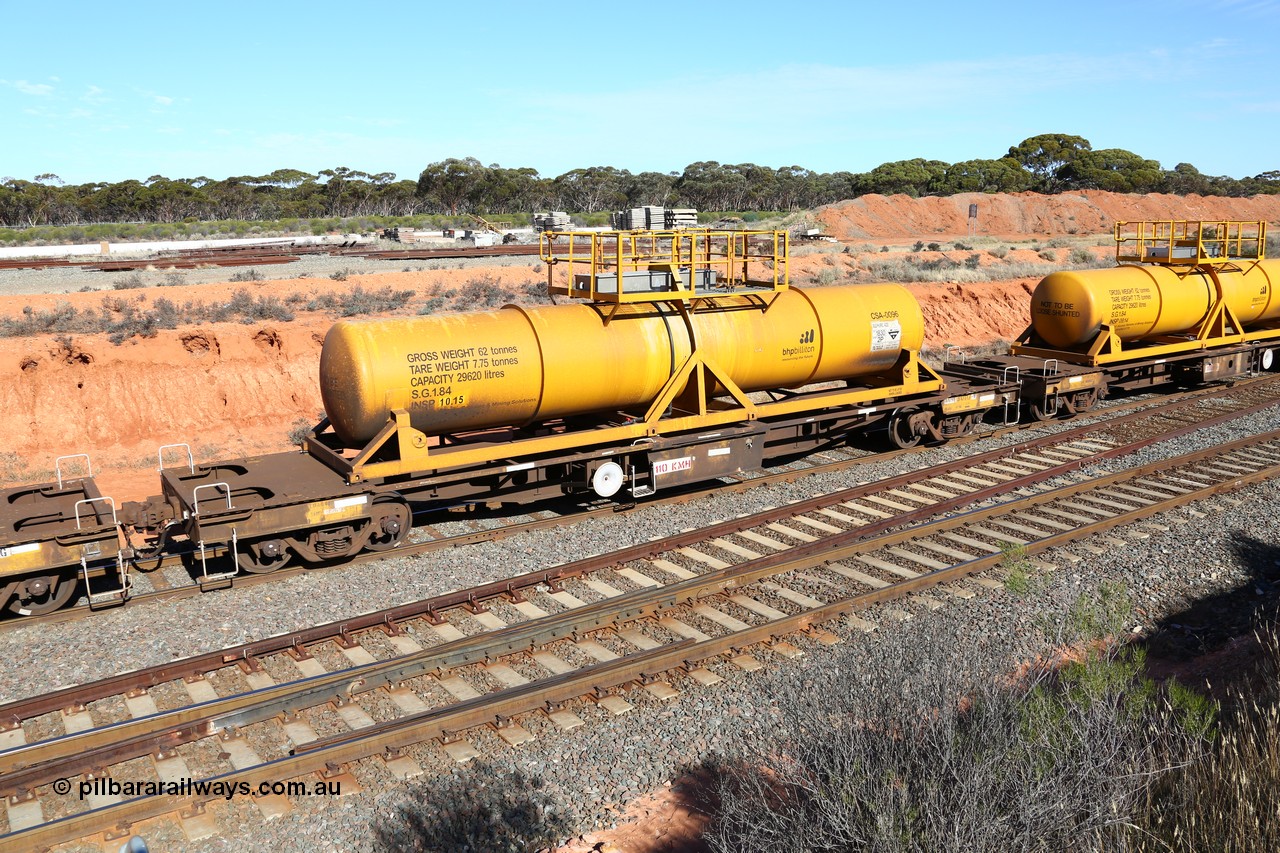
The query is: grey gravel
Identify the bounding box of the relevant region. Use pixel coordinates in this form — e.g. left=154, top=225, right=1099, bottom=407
left=5, top=388, right=1258, bottom=702
left=8, top=384, right=1280, bottom=852
left=113, top=479, right=1280, bottom=852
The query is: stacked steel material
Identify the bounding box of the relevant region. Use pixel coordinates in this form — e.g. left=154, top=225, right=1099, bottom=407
left=532, top=212, right=572, bottom=232
left=611, top=208, right=647, bottom=230
left=610, top=206, right=689, bottom=230
left=665, top=208, right=698, bottom=229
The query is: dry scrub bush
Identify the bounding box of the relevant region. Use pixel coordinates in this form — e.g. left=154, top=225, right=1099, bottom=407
left=455, top=276, right=518, bottom=310
left=1134, top=627, right=1280, bottom=851
left=0, top=451, right=50, bottom=483
left=111, top=272, right=146, bottom=290
left=304, top=285, right=414, bottom=316
left=417, top=276, right=552, bottom=316
left=287, top=418, right=313, bottom=446
left=920, top=339, right=1011, bottom=369
left=705, top=590, right=1215, bottom=853
left=860, top=250, right=1108, bottom=285
left=0, top=283, right=428, bottom=344
left=0, top=289, right=296, bottom=343
left=372, top=762, right=570, bottom=853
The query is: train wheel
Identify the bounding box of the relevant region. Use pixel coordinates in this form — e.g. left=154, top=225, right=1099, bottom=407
left=887, top=408, right=923, bottom=450
left=366, top=498, right=411, bottom=552
left=1028, top=401, right=1060, bottom=421
left=236, top=539, right=291, bottom=574
left=6, top=571, right=78, bottom=616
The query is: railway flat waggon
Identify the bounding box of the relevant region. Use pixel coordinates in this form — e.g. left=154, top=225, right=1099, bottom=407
left=0, top=221, right=1274, bottom=617
left=0, top=457, right=127, bottom=615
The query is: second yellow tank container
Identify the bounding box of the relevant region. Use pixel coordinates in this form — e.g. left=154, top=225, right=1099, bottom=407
left=1030, top=259, right=1280, bottom=349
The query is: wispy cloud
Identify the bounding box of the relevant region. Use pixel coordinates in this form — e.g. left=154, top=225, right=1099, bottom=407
left=507, top=51, right=1186, bottom=147
left=2, top=79, right=55, bottom=96
left=133, top=88, right=177, bottom=108
left=1192, top=36, right=1236, bottom=58
left=1211, top=0, right=1279, bottom=17
left=339, top=115, right=405, bottom=129
left=82, top=84, right=108, bottom=104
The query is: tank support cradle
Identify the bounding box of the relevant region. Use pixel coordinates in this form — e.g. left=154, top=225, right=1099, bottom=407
left=305, top=351, right=945, bottom=484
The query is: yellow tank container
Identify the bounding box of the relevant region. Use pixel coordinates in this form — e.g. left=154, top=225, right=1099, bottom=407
left=320, top=283, right=924, bottom=445
left=1030, top=259, right=1280, bottom=348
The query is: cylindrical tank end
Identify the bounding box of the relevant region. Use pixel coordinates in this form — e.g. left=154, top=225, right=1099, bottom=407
left=1029, top=271, right=1103, bottom=349
left=320, top=320, right=383, bottom=446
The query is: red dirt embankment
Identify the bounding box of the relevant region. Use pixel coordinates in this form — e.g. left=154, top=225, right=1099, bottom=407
left=816, top=190, right=1280, bottom=241
left=3, top=190, right=1273, bottom=500
left=910, top=279, right=1036, bottom=348
left=0, top=319, right=329, bottom=500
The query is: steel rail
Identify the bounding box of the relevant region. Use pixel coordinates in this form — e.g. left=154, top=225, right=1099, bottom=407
left=304, top=429, right=1280, bottom=758
left=5, top=426, right=1280, bottom=798
left=7, top=374, right=1275, bottom=635
left=0, top=241, right=545, bottom=272
left=3, top=380, right=1278, bottom=726
left=7, top=430, right=1280, bottom=850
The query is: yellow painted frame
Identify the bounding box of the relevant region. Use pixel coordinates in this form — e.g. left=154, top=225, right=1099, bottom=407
left=1114, top=219, right=1266, bottom=269
left=309, top=353, right=943, bottom=483
left=539, top=229, right=789, bottom=304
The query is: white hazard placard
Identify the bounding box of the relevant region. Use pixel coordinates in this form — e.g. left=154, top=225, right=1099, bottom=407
left=870, top=319, right=902, bottom=352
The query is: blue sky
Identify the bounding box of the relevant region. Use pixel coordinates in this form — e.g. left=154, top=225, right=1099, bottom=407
left=2, top=0, right=1277, bottom=185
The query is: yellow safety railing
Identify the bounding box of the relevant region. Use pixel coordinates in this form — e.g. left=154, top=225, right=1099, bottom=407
left=1115, top=220, right=1266, bottom=268
left=538, top=229, right=789, bottom=304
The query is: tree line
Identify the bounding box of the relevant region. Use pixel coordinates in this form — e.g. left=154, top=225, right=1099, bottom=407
left=2, top=133, right=1276, bottom=228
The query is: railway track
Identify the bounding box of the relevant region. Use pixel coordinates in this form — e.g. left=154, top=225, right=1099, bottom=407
left=1, top=403, right=1279, bottom=848
left=7, top=374, right=1279, bottom=634
left=5, top=371, right=1274, bottom=630
left=0, top=241, right=545, bottom=272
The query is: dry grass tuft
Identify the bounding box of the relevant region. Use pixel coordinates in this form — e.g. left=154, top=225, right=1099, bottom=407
left=704, top=591, right=1280, bottom=853
left=1135, top=628, right=1280, bottom=850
